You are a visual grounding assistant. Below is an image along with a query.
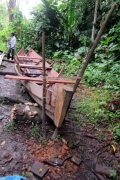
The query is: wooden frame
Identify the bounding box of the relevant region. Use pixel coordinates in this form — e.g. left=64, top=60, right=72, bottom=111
left=4, top=48, right=78, bottom=128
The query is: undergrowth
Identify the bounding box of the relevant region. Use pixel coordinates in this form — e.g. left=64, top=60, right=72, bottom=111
left=52, top=29, right=120, bottom=134
left=75, top=87, right=120, bottom=128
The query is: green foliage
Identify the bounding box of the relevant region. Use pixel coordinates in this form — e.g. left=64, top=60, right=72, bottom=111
left=0, top=26, right=13, bottom=52
left=29, top=0, right=96, bottom=52
left=82, top=20, right=120, bottom=93
left=3, top=121, right=16, bottom=131
left=0, top=98, right=9, bottom=105
left=83, top=62, right=120, bottom=93
left=68, top=0, right=75, bottom=30
left=56, top=134, right=62, bottom=140
left=109, top=170, right=117, bottom=179
left=53, top=50, right=82, bottom=75
left=30, top=123, right=39, bottom=137
left=39, top=136, right=43, bottom=144
left=22, top=171, right=29, bottom=178
left=113, top=123, right=120, bottom=142
left=0, top=3, right=8, bottom=29
left=75, top=88, right=119, bottom=124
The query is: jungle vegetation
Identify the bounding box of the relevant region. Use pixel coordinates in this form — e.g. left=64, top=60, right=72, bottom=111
left=0, top=0, right=120, bottom=137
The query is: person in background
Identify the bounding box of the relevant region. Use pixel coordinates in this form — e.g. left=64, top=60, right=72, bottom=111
left=7, top=32, right=16, bottom=60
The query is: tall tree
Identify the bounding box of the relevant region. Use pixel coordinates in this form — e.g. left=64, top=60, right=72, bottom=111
left=8, top=0, right=16, bottom=22
left=91, top=0, right=99, bottom=41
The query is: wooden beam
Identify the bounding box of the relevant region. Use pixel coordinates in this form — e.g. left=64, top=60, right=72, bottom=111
left=47, top=76, right=82, bottom=80
left=19, top=59, right=33, bottom=62
left=19, top=63, right=52, bottom=70
left=54, top=84, right=73, bottom=127
left=4, top=75, right=84, bottom=84
left=58, top=65, right=65, bottom=77
left=18, top=55, right=42, bottom=60
left=0, top=71, right=44, bottom=77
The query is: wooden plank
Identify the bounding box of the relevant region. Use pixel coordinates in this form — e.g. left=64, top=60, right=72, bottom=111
left=47, top=77, right=82, bottom=80
left=19, top=64, right=52, bottom=70
left=54, top=84, right=73, bottom=127
left=17, top=47, right=25, bottom=56
left=0, top=53, right=5, bottom=65
left=19, top=59, right=33, bottom=62
left=15, top=64, right=55, bottom=114
left=28, top=91, right=54, bottom=119
left=18, top=55, right=42, bottom=60
left=4, top=75, right=83, bottom=84
left=21, top=81, right=55, bottom=114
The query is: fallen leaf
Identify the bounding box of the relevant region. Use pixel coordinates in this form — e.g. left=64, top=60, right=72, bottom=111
left=1, top=141, right=6, bottom=146
left=71, top=157, right=75, bottom=162
left=62, top=138, right=67, bottom=144
left=111, top=145, right=116, bottom=153
left=39, top=167, right=42, bottom=172
left=4, top=155, right=13, bottom=163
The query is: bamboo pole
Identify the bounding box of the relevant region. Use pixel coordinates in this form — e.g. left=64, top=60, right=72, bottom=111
left=42, top=32, right=46, bottom=138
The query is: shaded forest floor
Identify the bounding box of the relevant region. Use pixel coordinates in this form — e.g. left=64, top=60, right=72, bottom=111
left=0, top=61, right=120, bottom=180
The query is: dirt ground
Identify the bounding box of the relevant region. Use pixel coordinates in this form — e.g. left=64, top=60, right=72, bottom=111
left=0, top=61, right=120, bottom=180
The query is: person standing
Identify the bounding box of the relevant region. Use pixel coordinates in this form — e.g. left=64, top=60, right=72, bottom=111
left=7, top=32, right=16, bottom=60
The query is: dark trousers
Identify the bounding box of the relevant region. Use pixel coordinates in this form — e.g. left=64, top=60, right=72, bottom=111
left=7, top=48, right=15, bottom=60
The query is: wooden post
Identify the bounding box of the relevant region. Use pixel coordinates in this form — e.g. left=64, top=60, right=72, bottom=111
left=42, top=32, right=46, bottom=138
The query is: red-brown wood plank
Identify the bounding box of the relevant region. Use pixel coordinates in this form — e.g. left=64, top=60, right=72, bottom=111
left=18, top=55, right=42, bottom=60
left=4, top=75, right=83, bottom=84
left=19, top=64, right=52, bottom=69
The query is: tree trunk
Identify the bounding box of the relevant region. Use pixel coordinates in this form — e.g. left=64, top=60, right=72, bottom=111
left=91, top=0, right=99, bottom=41
left=8, top=0, right=16, bottom=22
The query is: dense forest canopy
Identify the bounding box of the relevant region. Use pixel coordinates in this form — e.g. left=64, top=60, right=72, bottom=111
left=0, top=0, right=120, bottom=128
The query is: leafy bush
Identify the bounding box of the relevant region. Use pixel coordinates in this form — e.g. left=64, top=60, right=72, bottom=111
left=0, top=26, right=13, bottom=52
left=53, top=50, right=82, bottom=75
left=113, top=123, right=120, bottom=142
left=75, top=87, right=119, bottom=124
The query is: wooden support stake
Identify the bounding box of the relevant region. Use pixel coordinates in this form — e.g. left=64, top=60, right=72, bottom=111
left=42, top=32, right=46, bottom=138
left=51, top=127, right=58, bottom=140
left=58, top=65, right=65, bottom=77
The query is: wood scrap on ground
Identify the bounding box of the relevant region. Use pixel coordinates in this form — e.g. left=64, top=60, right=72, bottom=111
left=0, top=53, right=5, bottom=65
left=11, top=103, right=42, bottom=124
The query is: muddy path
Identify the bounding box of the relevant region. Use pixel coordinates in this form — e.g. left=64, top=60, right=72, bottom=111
left=0, top=61, right=120, bottom=180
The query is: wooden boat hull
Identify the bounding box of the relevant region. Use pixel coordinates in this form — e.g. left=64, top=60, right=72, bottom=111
left=14, top=48, right=73, bottom=127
